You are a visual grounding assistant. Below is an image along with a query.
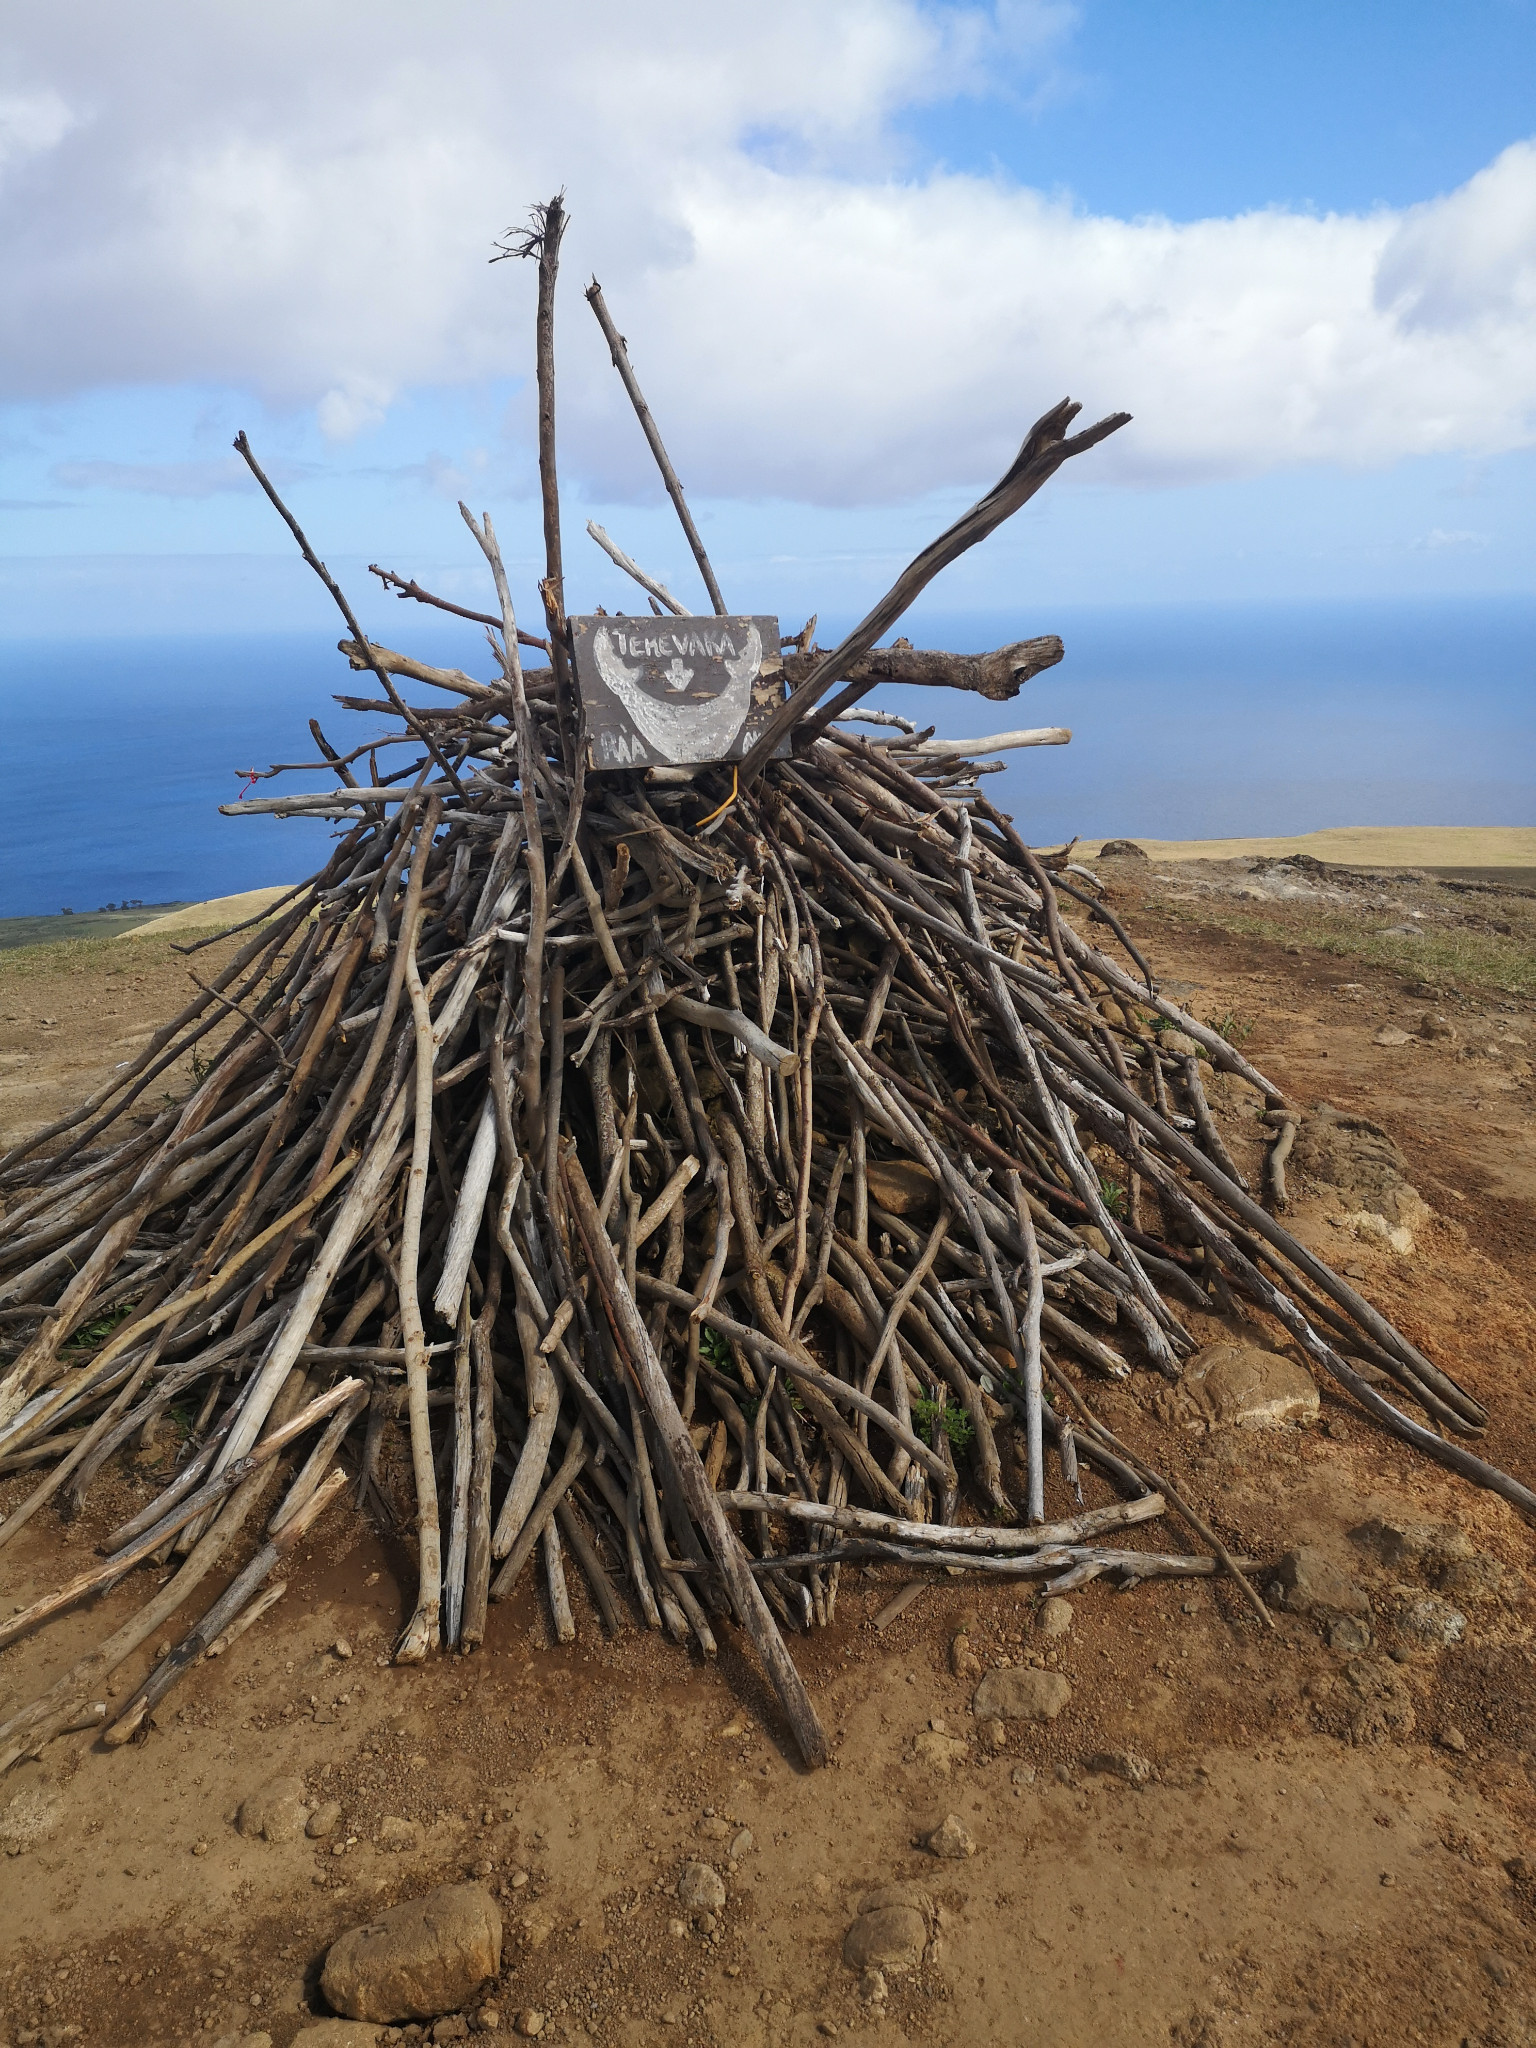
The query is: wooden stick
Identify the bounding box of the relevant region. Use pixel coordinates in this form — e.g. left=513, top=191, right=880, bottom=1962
left=564, top=1146, right=828, bottom=1767
left=584, top=278, right=727, bottom=616
left=586, top=522, right=689, bottom=617
left=740, top=396, right=1130, bottom=780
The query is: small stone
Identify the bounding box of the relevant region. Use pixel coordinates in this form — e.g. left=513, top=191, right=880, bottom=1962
left=433, top=2021, right=469, bottom=2043
left=919, top=1813, right=975, bottom=1859
left=509, top=1870, right=528, bottom=1890
left=308, top=1801, right=344, bottom=1840
left=513, top=2013, right=545, bottom=2039
left=728, top=1828, right=754, bottom=1861
left=1505, top=1855, right=1532, bottom=1882
left=335, top=1638, right=354, bottom=1660
left=237, top=1775, right=308, bottom=1845
left=321, top=1883, right=502, bottom=2024
left=1097, top=840, right=1147, bottom=860
left=1085, top=1748, right=1153, bottom=1787
left=972, top=1668, right=1071, bottom=1723
left=842, top=1907, right=926, bottom=1973
left=473, top=2007, right=500, bottom=2034
left=698, top=1911, right=717, bottom=1934
left=1036, top=1596, right=1074, bottom=1640
left=1010, top=1764, right=1036, bottom=1787
left=984, top=1719, right=1007, bottom=1751
left=1440, top=1727, right=1467, bottom=1753
left=949, top=1633, right=982, bottom=1681
left=378, top=1816, right=424, bottom=1854
left=911, top=1729, right=970, bottom=1772
left=858, top=1968, right=888, bottom=2003
left=1483, top=1953, right=1512, bottom=1989
left=1418, top=1013, right=1457, bottom=1042
left=667, top=1918, right=687, bottom=1939
left=192, top=1839, right=211, bottom=1857
left=1372, top=1027, right=1412, bottom=1047
left=676, top=1862, right=726, bottom=1914
left=697, top=1817, right=731, bottom=1840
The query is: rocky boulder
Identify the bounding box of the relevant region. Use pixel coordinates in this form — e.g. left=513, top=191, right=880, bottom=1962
left=1156, top=1341, right=1319, bottom=1431
left=320, top=1884, right=502, bottom=2024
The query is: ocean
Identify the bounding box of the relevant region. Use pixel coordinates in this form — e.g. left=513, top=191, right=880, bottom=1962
left=1, top=596, right=1532, bottom=918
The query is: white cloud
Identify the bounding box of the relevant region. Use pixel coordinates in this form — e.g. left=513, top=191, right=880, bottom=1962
left=0, top=86, right=76, bottom=177
left=0, top=1, right=1532, bottom=505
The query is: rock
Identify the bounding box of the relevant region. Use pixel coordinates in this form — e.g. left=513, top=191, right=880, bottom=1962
left=1010, top=1764, right=1036, bottom=1787
left=320, top=1884, right=503, bottom=2024
left=1327, top=1616, right=1371, bottom=1655
left=1086, top=1748, right=1153, bottom=1787
left=1075, top=1225, right=1111, bottom=1257
left=949, top=1632, right=982, bottom=1681
left=237, top=1776, right=307, bottom=1845
left=1344, top=1657, right=1417, bottom=1745
left=1340, top=1210, right=1415, bottom=1256
left=676, top=1862, right=726, bottom=1914
left=378, top=1816, right=424, bottom=1853
left=1292, top=1111, right=1423, bottom=1225
left=1435, top=1553, right=1504, bottom=1603
left=1268, top=1548, right=1370, bottom=1618
left=1372, top=1027, right=1412, bottom=1047
left=863, top=1159, right=938, bottom=1219
left=1418, top=1013, right=1457, bottom=1042
left=308, top=1801, right=344, bottom=1840
left=513, top=2013, right=545, bottom=2038
left=292, top=2025, right=385, bottom=2046
left=473, top=2007, right=500, bottom=2034
left=1439, top=1727, right=1467, bottom=1753
left=1390, top=1593, right=1466, bottom=1656
left=911, top=1730, right=970, bottom=1772
left=972, top=1668, right=1071, bottom=1723
left=1035, top=1596, right=1074, bottom=1640
left=983, top=1719, right=1008, bottom=1751
left=1167, top=1341, right=1320, bottom=1431
left=1098, top=840, right=1147, bottom=860
left=432, top=2021, right=469, bottom=2043
left=857, top=1968, right=888, bottom=2003
left=728, top=1828, right=754, bottom=1861
left=842, top=1908, right=927, bottom=1973
left=1349, top=1517, right=1502, bottom=1601
left=919, top=1813, right=975, bottom=1858
left=697, top=1816, right=731, bottom=1840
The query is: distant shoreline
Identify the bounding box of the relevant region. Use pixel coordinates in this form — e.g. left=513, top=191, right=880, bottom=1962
left=5, top=828, right=1536, bottom=955
left=1078, top=825, right=1536, bottom=869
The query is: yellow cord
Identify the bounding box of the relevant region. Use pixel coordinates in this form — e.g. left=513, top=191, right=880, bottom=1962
left=694, top=764, right=739, bottom=832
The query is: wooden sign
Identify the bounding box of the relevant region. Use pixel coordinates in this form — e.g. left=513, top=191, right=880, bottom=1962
left=570, top=614, right=783, bottom=772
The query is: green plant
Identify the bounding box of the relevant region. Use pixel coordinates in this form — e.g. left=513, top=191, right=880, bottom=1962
left=912, top=1396, right=974, bottom=1450
left=1209, top=1009, right=1255, bottom=1046
left=1096, top=1174, right=1126, bottom=1218
left=699, top=1325, right=733, bottom=1374
left=63, top=1303, right=137, bottom=1351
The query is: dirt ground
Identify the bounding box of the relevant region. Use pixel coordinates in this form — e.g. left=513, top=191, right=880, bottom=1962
left=1, top=853, right=1534, bottom=2048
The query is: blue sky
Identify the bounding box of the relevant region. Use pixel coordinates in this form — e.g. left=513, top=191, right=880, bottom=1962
left=1, top=0, right=1533, bottom=642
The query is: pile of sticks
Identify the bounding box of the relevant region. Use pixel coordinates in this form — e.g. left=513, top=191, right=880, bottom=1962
left=1, top=200, right=1529, bottom=1773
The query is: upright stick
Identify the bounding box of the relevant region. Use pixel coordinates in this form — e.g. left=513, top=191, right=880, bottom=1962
left=584, top=279, right=728, bottom=616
